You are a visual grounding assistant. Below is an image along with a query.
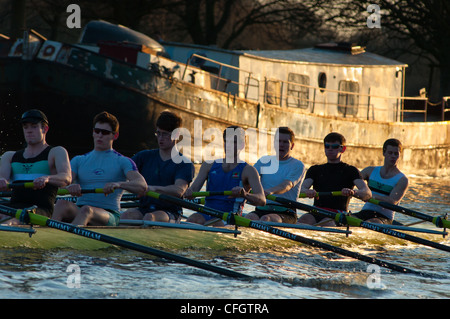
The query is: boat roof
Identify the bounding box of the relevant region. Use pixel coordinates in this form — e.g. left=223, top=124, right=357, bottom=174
left=242, top=47, right=407, bottom=67
left=79, top=20, right=165, bottom=53
left=162, top=41, right=407, bottom=67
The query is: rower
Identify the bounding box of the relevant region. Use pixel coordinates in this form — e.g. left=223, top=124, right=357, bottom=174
left=297, top=132, right=371, bottom=226
left=352, top=138, right=409, bottom=224
left=246, top=127, right=305, bottom=224
left=52, top=111, right=147, bottom=226
left=185, top=126, right=266, bottom=226
left=120, top=111, right=194, bottom=223
left=0, top=109, right=71, bottom=225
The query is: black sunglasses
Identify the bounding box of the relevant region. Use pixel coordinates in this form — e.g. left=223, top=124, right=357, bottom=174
left=324, top=143, right=342, bottom=149
left=93, top=128, right=113, bottom=135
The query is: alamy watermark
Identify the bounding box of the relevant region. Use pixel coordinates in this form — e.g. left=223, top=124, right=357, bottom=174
left=66, top=4, right=81, bottom=29
left=366, top=264, right=384, bottom=289
left=171, top=121, right=282, bottom=174
left=66, top=264, right=81, bottom=288
left=367, top=4, right=381, bottom=28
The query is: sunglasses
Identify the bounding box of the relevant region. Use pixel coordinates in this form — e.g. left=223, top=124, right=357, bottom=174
left=93, top=128, right=113, bottom=135
left=155, top=131, right=172, bottom=139
left=324, top=143, right=342, bottom=149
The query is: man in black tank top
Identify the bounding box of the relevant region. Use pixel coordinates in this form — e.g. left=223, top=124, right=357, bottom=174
left=0, top=110, right=71, bottom=224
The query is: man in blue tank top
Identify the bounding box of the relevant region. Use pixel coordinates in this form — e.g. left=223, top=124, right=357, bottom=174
left=352, top=138, right=409, bottom=224
left=0, top=109, right=71, bottom=224
left=120, top=111, right=194, bottom=223
left=52, top=112, right=147, bottom=226
left=185, top=126, right=266, bottom=226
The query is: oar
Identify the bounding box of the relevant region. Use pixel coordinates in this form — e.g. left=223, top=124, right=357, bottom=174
left=0, top=225, right=36, bottom=235
left=190, top=191, right=446, bottom=235
left=192, top=191, right=232, bottom=197
left=191, top=191, right=339, bottom=198
left=0, top=204, right=250, bottom=279
left=266, top=195, right=450, bottom=253
left=319, top=190, right=450, bottom=230
left=146, top=190, right=431, bottom=276
left=7, top=182, right=35, bottom=189
left=7, top=183, right=106, bottom=195
left=57, top=188, right=105, bottom=195
left=119, top=219, right=241, bottom=235
left=368, top=198, right=450, bottom=229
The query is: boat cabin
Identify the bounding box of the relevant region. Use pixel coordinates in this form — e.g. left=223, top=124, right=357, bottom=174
left=162, top=42, right=408, bottom=123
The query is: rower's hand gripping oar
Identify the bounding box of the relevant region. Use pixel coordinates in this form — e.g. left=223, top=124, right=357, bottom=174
left=148, top=190, right=433, bottom=277
left=0, top=203, right=250, bottom=279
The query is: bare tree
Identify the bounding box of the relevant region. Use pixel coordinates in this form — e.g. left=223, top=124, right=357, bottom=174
left=152, top=0, right=327, bottom=49
left=330, top=0, right=450, bottom=98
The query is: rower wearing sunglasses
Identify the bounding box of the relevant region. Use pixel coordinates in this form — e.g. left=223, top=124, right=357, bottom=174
left=297, top=132, right=371, bottom=226
left=52, top=111, right=147, bottom=226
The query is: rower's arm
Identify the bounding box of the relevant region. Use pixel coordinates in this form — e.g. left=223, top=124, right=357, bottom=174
left=47, top=146, right=72, bottom=187
left=264, top=179, right=294, bottom=195
left=0, top=152, right=14, bottom=191
left=373, top=176, right=409, bottom=205
left=241, top=165, right=266, bottom=206
left=300, top=178, right=316, bottom=198
left=353, top=178, right=372, bottom=201
left=119, top=170, right=148, bottom=195
left=184, top=162, right=212, bottom=198
left=149, top=178, right=189, bottom=198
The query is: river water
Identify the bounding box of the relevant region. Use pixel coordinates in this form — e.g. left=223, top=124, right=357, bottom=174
left=0, top=176, right=448, bottom=307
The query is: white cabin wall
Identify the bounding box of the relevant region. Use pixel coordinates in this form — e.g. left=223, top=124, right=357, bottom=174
left=361, top=67, right=404, bottom=122
left=239, top=55, right=403, bottom=123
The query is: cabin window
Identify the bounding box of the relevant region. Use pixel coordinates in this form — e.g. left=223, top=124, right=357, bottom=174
left=265, top=79, right=281, bottom=105
left=338, top=80, right=359, bottom=116
left=287, top=73, right=309, bottom=109
left=318, top=72, right=327, bottom=92
left=245, top=76, right=259, bottom=101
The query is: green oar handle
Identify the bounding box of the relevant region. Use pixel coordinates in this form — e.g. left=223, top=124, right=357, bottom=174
left=299, top=191, right=343, bottom=198
left=191, top=191, right=233, bottom=197
left=7, top=182, right=35, bottom=189
left=57, top=188, right=105, bottom=195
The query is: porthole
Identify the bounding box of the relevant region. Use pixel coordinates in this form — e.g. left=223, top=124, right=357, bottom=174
left=318, top=72, right=327, bottom=92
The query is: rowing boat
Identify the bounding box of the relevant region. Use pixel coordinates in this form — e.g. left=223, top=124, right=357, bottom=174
left=0, top=189, right=448, bottom=254
left=0, top=216, right=446, bottom=252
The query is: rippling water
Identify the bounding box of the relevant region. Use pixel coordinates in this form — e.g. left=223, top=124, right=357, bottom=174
left=0, top=177, right=449, bottom=304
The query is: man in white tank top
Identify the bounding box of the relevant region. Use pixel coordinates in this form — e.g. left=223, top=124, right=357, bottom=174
left=353, top=139, right=409, bottom=224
